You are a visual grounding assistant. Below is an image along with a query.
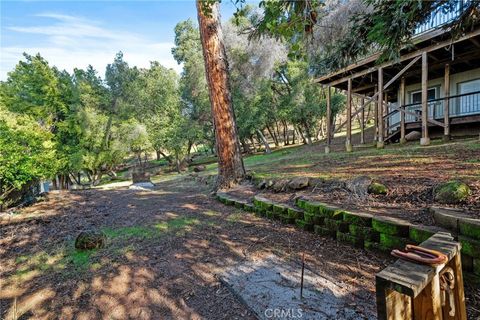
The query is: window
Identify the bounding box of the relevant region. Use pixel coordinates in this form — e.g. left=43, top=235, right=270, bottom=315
left=457, top=79, right=480, bottom=116
left=410, top=88, right=437, bottom=104
left=408, top=87, right=440, bottom=120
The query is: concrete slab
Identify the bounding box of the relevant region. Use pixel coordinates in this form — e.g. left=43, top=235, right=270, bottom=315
left=221, top=255, right=375, bottom=319
left=128, top=182, right=155, bottom=191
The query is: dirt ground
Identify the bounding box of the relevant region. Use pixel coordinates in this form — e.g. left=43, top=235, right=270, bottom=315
left=229, top=136, right=480, bottom=224
left=1, top=177, right=479, bottom=319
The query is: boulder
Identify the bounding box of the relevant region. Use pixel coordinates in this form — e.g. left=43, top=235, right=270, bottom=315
left=435, top=180, right=471, bottom=204
left=75, top=230, right=106, bottom=250
left=193, top=165, right=206, bottom=172
left=288, top=177, right=310, bottom=190
left=346, top=176, right=372, bottom=198
left=405, top=131, right=421, bottom=141
left=272, top=179, right=289, bottom=192
left=368, top=182, right=388, bottom=195
left=257, top=180, right=267, bottom=189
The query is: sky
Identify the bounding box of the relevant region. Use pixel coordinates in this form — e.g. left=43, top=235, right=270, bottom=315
left=0, top=0, right=244, bottom=80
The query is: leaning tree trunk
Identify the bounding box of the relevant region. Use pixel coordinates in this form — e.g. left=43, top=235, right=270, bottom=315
left=197, top=1, right=245, bottom=189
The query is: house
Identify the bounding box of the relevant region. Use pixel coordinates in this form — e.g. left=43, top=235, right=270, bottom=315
left=315, top=2, right=480, bottom=152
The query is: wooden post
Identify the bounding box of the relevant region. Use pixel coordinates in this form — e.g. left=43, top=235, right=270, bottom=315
left=360, top=97, right=365, bottom=144
left=443, top=64, right=450, bottom=141
left=376, top=232, right=466, bottom=320
left=377, top=68, right=385, bottom=148
left=384, top=92, right=389, bottom=139
left=374, top=85, right=378, bottom=142
left=325, top=86, right=331, bottom=154
left=346, top=78, right=353, bottom=152
left=421, top=52, right=430, bottom=146
left=400, top=77, right=406, bottom=144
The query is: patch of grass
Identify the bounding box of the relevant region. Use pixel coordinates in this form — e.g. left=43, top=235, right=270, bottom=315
left=11, top=250, right=67, bottom=282
left=67, top=249, right=94, bottom=269
left=154, top=217, right=199, bottom=230
left=103, top=225, right=154, bottom=239
left=226, top=212, right=243, bottom=223
left=203, top=210, right=220, bottom=217
left=465, top=158, right=480, bottom=163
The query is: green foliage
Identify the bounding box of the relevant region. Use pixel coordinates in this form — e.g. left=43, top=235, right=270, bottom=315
left=172, top=19, right=212, bottom=150
left=1, top=53, right=66, bottom=127
left=0, top=104, right=58, bottom=206
left=319, top=0, right=480, bottom=73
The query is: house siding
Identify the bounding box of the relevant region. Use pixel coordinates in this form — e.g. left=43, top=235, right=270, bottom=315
left=399, top=67, right=480, bottom=103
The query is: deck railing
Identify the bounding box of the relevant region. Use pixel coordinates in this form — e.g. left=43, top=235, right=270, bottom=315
left=386, top=90, right=480, bottom=132
left=413, top=1, right=466, bottom=36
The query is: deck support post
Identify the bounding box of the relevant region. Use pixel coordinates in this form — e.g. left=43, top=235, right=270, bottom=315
left=325, top=86, right=331, bottom=154
left=360, top=97, right=365, bottom=144
left=443, top=63, right=450, bottom=141
left=421, top=52, right=430, bottom=146
left=400, top=77, right=406, bottom=144
left=384, top=92, right=389, bottom=140
left=346, top=78, right=353, bottom=152
left=377, top=68, right=385, bottom=148
left=374, top=85, right=378, bottom=142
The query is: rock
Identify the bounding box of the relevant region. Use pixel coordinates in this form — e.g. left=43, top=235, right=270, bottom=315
left=435, top=180, right=471, bottom=204
left=193, top=165, right=206, bottom=172
left=132, top=171, right=151, bottom=183
left=272, top=179, right=289, bottom=192
left=257, top=180, right=267, bottom=189
left=75, top=230, right=106, bottom=250
left=287, top=177, right=310, bottom=190
left=405, top=131, right=421, bottom=141
left=345, top=176, right=372, bottom=198
left=368, top=182, right=388, bottom=195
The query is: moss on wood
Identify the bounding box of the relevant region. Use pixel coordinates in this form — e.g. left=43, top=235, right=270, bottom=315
left=304, top=212, right=315, bottom=224
left=279, top=215, right=295, bottom=224
left=287, top=208, right=303, bottom=220
left=273, top=204, right=287, bottom=215
left=459, top=236, right=480, bottom=258
left=409, top=225, right=438, bottom=243
left=343, top=211, right=372, bottom=226
left=348, top=225, right=379, bottom=241
left=459, top=219, right=480, bottom=240
left=379, top=233, right=409, bottom=250
left=295, top=198, right=308, bottom=209
left=336, top=231, right=363, bottom=248
left=314, top=225, right=336, bottom=238
left=372, top=217, right=410, bottom=236
left=243, top=203, right=255, bottom=212
left=473, top=258, right=480, bottom=276
left=295, top=219, right=314, bottom=231
left=304, top=201, right=322, bottom=214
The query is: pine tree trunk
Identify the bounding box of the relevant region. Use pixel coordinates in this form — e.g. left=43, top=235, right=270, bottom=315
left=197, top=1, right=245, bottom=189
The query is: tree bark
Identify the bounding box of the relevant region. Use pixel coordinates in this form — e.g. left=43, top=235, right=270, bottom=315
left=256, top=129, right=271, bottom=154
left=197, top=1, right=245, bottom=189
left=297, top=126, right=307, bottom=144
left=266, top=125, right=279, bottom=147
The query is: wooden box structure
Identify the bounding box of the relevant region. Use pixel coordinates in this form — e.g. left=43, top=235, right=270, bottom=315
left=376, top=232, right=467, bottom=320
